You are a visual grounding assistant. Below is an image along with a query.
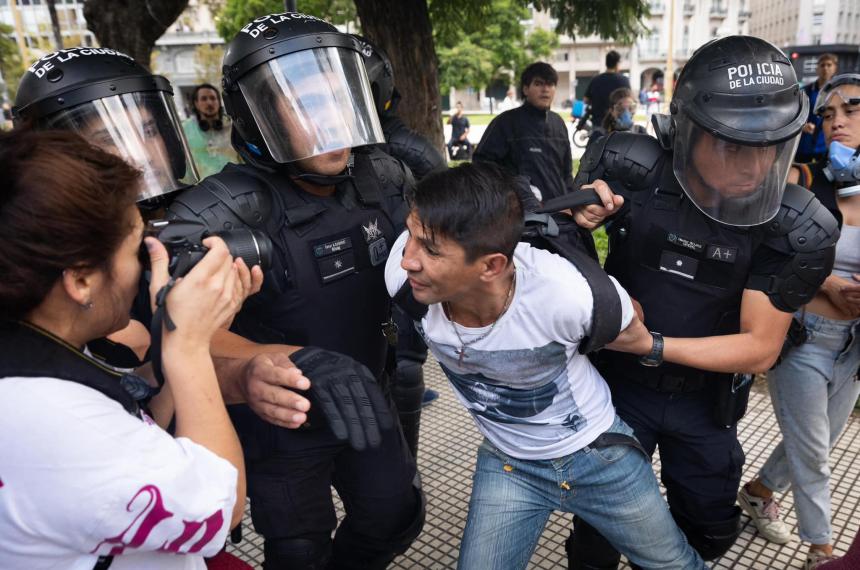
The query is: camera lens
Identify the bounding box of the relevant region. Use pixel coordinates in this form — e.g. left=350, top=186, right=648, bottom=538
left=215, top=229, right=273, bottom=272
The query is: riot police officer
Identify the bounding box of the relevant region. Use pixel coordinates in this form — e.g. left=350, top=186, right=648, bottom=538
left=565, top=36, right=840, bottom=568
left=166, top=13, right=424, bottom=569
left=12, top=46, right=198, bottom=207
left=354, top=34, right=447, bottom=457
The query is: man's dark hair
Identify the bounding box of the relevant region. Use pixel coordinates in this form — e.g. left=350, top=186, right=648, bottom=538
left=606, top=50, right=621, bottom=70
left=520, top=62, right=558, bottom=92
left=407, top=162, right=524, bottom=263
left=817, top=52, right=838, bottom=66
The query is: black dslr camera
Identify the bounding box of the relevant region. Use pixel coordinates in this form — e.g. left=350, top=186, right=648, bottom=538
left=146, top=219, right=273, bottom=277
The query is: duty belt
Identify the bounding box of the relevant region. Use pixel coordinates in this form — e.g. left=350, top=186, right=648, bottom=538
left=600, top=353, right=718, bottom=393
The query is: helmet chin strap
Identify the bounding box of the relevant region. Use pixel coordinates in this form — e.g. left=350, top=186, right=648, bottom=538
left=231, top=130, right=354, bottom=186
left=284, top=158, right=354, bottom=187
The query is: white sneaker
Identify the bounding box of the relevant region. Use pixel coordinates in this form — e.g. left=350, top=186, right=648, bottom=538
left=804, top=549, right=837, bottom=570
left=737, top=484, right=793, bottom=544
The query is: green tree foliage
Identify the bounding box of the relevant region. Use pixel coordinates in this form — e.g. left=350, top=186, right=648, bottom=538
left=216, top=0, right=355, bottom=41
left=532, top=0, right=649, bottom=43
left=435, top=0, right=558, bottom=92
left=0, top=23, right=25, bottom=102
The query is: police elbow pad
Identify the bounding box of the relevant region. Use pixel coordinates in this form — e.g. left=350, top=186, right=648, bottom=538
left=761, top=184, right=840, bottom=312
left=573, top=131, right=664, bottom=192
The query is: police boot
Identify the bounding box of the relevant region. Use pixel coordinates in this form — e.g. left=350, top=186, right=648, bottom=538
left=673, top=506, right=743, bottom=561
left=566, top=517, right=622, bottom=570
left=392, top=358, right=425, bottom=458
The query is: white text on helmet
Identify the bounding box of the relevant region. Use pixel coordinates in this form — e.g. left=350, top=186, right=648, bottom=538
left=726, top=62, right=785, bottom=90
left=28, top=47, right=133, bottom=79
left=239, top=12, right=325, bottom=38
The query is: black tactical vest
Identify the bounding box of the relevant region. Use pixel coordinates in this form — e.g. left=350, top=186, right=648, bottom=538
left=169, top=151, right=409, bottom=379
left=602, top=157, right=768, bottom=382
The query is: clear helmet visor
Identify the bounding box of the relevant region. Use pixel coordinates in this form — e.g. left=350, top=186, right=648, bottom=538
left=43, top=91, right=198, bottom=202
left=673, top=116, right=798, bottom=226
left=238, top=46, right=384, bottom=163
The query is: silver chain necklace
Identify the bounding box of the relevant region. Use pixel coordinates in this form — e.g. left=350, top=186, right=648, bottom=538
left=445, top=270, right=516, bottom=366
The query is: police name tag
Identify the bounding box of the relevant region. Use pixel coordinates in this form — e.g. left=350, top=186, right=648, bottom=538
left=313, top=237, right=352, bottom=258
left=312, top=235, right=356, bottom=284
left=666, top=233, right=704, bottom=253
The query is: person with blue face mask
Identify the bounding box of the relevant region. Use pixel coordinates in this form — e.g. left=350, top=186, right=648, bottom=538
left=740, top=72, right=860, bottom=570
left=587, top=87, right=646, bottom=147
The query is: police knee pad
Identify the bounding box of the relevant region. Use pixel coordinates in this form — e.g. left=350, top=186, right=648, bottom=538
left=672, top=506, right=742, bottom=561
left=262, top=535, right=331, bottom=570
left=566, top=517, right=622, bottom=570
left=392, top=359, right=425, bottom=457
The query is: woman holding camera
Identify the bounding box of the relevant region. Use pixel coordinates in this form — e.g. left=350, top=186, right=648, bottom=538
left=0, top=129, right=256, bottom=569
left=739, top=74, right=860, bottom=570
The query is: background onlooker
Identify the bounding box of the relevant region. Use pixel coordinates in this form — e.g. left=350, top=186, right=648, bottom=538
left=589, top=87, right=646, bottom=145
left=796, top=53, right=838, bottom=164
left=584, top=50, right=630, bottom=133
left=447, top=101, right=472, bottom=160
left=182, top=83, right=239, bottom=178
left=473, top=61, right=573, bottom=202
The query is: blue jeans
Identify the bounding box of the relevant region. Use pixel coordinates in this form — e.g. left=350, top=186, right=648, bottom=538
left=457, top=415, right=706, bottom=569
left=759, top=312, right=860, bottom=545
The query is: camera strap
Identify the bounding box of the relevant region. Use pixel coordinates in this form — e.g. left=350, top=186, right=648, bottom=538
left=149, top=278, right=179, bottom=388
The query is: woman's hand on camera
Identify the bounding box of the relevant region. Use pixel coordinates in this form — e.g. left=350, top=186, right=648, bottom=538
left=147, top=236, right=241, bottom=345
left=228, top=258, right=264, bottom=329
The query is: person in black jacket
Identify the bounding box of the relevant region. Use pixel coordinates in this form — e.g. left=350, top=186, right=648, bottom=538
left=473, top=62, right=574, bottom=202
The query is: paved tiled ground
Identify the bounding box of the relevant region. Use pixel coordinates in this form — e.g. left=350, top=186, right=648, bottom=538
left=229, top=359, right=860, bottom=569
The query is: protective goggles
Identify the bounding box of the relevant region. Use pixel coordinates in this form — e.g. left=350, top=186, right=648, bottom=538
left=814, top=73, right=860, bottom=116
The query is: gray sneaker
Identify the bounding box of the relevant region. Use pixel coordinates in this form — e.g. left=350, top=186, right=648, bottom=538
left=737, top=484, right=793, bottom=544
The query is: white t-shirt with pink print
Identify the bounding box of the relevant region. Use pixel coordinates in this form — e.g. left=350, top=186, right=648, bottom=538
left=0, top=376, right=237, bottom=569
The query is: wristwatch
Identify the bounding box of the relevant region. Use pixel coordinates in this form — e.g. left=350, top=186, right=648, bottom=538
left=639, top=331, right=664, bottom=367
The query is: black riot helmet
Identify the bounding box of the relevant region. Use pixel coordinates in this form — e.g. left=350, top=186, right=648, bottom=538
left=221, top=13, right=384, bottom=168
left=663, top=35, right=808, bottom=226
left=352, top=34, right=398, bottom=118
left=13, top=47, right=198, bottom=204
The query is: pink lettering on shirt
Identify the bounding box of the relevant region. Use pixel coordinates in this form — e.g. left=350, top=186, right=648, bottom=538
left=90, top=484, right=225, bottom=557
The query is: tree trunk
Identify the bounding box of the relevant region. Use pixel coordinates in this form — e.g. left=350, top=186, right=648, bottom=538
left=83, top=0, right=189, bottom=70
left=353, top=0, right=444, bottom=150
left=46, top=0, right=63, bottom=50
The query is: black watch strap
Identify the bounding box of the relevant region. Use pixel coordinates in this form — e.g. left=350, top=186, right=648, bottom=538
left=639, top=331, right=664, bottom=367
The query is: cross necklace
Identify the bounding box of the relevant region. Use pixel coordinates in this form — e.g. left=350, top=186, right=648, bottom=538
left=445, top=269, right=516, bottom=366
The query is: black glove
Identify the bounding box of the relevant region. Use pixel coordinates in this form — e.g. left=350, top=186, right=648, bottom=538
left=290, top=347, right=394, bottom=451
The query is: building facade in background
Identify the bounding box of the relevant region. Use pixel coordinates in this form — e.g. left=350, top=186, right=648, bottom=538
left=749, top=0, right=860, bottom=83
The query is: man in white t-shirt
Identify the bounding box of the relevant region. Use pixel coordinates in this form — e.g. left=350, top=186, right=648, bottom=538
left=384, top=162, right=706, bottom=569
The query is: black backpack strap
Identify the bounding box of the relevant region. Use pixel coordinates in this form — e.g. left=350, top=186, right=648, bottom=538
left=393, top=280, right=429, bottom=322
left=0, top=321, right=139, bottom=416
left=93, top=555, right=114, bottom=569
left=522, top=215, right=623, bottom=354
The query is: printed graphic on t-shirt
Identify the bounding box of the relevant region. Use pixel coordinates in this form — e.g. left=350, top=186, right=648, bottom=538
left=431, top=339, right=587, bottom=433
